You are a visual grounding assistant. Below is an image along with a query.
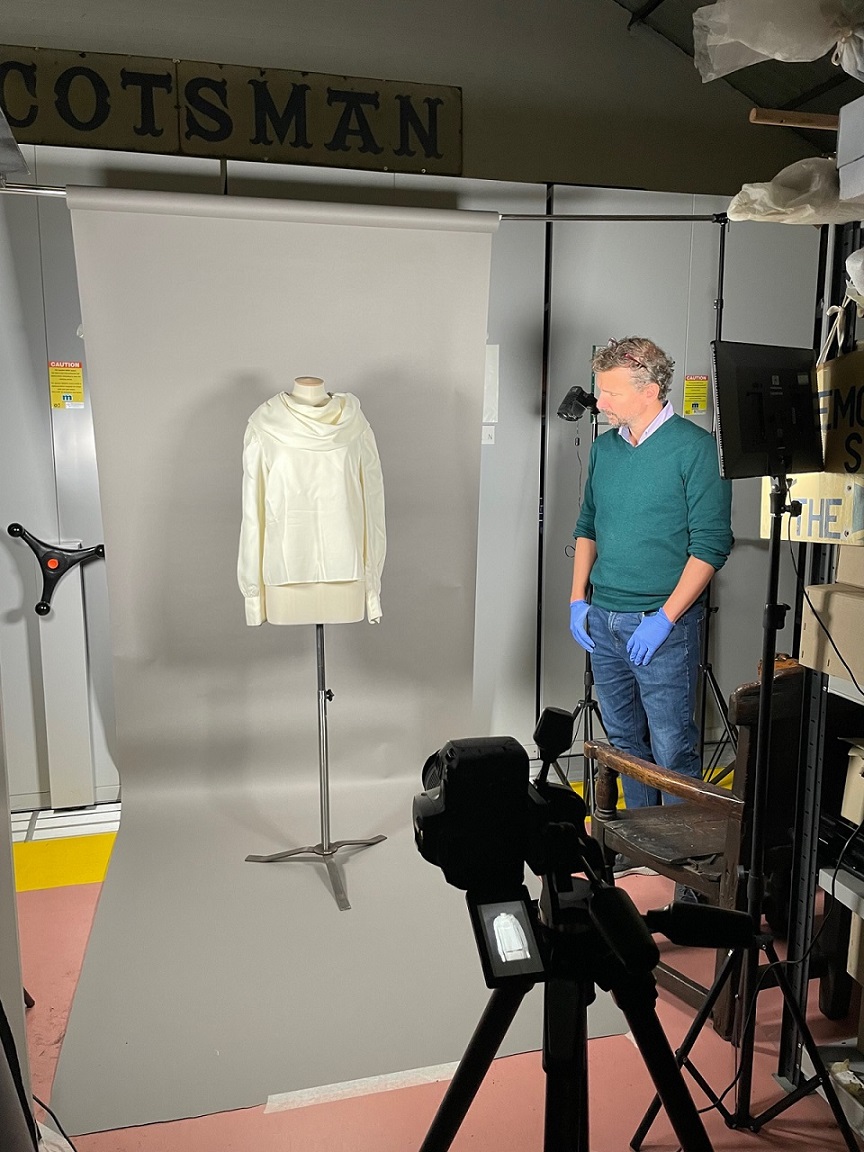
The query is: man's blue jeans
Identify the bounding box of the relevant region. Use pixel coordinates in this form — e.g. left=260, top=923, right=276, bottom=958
left=587, top=601, right=703, bottom=809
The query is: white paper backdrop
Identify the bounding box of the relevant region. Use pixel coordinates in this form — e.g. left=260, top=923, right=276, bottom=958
left=50, top=187, right=580, bottom=1132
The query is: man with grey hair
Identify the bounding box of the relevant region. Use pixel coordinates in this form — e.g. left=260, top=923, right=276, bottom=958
left=569, top=336, right=733, bottom=877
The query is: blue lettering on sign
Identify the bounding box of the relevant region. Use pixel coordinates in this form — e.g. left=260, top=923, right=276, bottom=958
left=795, top=496, right=843, bottom=539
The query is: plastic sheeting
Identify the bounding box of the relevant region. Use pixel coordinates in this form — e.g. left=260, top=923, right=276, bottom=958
left=847, top=246, right=864, bottom=310
left=0, top=107, right=28, bottom=177
left=727, top=157, right=864, bottom=223
left=693, top=0, right=864, bottom=84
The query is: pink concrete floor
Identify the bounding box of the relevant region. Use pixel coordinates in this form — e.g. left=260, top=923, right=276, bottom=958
left=16, top=872, right=862, bottom=1152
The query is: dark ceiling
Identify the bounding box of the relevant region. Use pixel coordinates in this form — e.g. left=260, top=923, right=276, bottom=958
left=610, top=0, right=864, bottom=154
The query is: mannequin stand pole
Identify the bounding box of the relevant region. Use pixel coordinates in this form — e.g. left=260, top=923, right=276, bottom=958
left=246, top=623, right=386, bottom=911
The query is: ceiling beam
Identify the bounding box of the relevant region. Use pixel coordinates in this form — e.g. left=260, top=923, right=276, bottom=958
left=782, top=72, right=849, bottom=111
left=627, top=0, right=671, bottom=29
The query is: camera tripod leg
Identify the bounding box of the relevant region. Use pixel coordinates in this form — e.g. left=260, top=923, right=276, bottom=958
left=542, top=977, right=591, bottom=1152
left=419, top=980, right=533, bottom=1152
left=612, top=971, right=715, bottom=1152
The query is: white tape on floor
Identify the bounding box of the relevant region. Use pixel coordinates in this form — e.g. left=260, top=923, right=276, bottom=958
left=265, top=1062, right=459, bottom=1112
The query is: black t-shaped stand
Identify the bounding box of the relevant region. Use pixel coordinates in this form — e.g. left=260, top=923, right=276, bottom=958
left=7, top=523, right=105, bottom=615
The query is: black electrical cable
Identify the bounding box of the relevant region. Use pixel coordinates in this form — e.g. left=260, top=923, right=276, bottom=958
left=787, top=527, right=864, bottom=694
left=32, top=1094, right=78, bottom=1151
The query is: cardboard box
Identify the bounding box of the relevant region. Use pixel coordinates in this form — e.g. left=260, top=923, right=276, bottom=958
left=799, top=582, right=864, bottom=684
left=839, top=93, right=864, bottom=201
left=837, top=545, right=864, bottom=590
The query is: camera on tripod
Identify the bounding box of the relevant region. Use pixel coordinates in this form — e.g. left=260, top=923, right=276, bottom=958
left=411, top=709, right=765, bottom=1152
left=411, top=708, right=719, bottom=992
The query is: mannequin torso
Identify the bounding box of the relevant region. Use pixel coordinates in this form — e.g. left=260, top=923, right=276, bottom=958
left=258, top=376, right=369, bottom=625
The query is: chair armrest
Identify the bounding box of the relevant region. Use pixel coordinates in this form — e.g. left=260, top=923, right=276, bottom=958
left=584, top=740, right=745, bottom=820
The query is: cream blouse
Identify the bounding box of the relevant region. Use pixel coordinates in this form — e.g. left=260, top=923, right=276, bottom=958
left=237, top=392, right=386, bottom=625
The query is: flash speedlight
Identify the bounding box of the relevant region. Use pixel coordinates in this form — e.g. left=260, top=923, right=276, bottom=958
left=557, top=386, right=598, bottom=422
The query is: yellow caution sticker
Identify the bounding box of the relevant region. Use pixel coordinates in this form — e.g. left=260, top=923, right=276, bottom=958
left=683, top=374, right=709, bottom=416
left=48, top=360, right=85, bottom=409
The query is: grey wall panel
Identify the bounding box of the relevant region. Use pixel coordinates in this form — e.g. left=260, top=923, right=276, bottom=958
left=543, top=186, right=720, bottom=724
left=0, top=143, right=52, bottom=1096
left=0, top=153, right=55, bottom=809
left=0, top=690, right=28, bottom=1099
left=543, top=192, right=821, bottom=735
left=28, top=148, right=227, bottom=805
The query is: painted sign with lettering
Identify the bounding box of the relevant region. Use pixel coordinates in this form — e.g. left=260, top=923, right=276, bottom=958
left=0, top=46, right=462, bottom=175
left=760, top=349, right=864, bottom=543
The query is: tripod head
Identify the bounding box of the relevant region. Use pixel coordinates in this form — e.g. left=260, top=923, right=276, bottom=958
left=412, top=709, right=757, bottom=990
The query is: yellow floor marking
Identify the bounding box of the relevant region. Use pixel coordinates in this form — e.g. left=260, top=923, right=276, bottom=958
left=13, top=832, right=116, bottom=892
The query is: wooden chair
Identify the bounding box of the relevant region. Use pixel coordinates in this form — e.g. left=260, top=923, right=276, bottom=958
left=584, top=659, right=851, bottom=1038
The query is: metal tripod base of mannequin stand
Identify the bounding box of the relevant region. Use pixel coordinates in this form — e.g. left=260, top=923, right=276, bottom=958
left=245, top=623, right=386, bottom=911
left=246, top=835, right=386, bottom=912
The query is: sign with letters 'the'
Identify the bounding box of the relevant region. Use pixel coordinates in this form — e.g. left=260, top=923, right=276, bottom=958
left=0, top=45, right=462, bottom=176
left=760, top=349, right=864, bottom=545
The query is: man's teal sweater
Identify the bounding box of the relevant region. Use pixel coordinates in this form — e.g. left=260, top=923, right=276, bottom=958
left=574, top=415, right=733, bottom=613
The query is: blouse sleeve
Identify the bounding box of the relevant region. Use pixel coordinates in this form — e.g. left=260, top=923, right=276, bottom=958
left=237, top=424, right=266, bottom=626
left=359, top=426, right=386, bottom=623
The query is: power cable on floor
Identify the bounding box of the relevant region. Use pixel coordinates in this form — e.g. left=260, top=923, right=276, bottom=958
left=33, top=1095, right=78, bottom=1152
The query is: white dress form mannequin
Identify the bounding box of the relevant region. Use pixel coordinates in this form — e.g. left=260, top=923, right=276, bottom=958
left=263, top=376, right=366, bottom=626
left=246, top=375, right=386, bottom=906
left=288, top=375, right=328, bottom=406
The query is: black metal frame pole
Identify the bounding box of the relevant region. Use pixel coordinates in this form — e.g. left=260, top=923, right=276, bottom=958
left=733, top=477, right=789, bottom=1121
left=570, top=410, right=604, bottom=812
left=698, top=218, right=738, bottom=771
left=535, top=184, right=555, bottom=722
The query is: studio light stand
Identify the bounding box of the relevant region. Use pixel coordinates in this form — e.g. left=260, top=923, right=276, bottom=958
left=697, top=590, right=739, bottom=779
left=634, top=339, right=856, bottom=1149
left=557, top=386, right=604, bottom=810
left=246, top=624, right=386, bottom=911
left=699, top=218, right=738, bottom=777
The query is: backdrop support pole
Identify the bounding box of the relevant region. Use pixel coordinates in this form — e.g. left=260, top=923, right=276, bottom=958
left=245, top=624, right=386, bottom=911
left=699, top=215, right=737, bottom=774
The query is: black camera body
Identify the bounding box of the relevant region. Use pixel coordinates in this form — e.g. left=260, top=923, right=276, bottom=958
left=413, top=731, right=599, bottom=987
left=413, top=735, right=537, bottom=899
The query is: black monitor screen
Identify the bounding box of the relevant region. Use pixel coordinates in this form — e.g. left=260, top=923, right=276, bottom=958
left=711, top=340, right=823, bottom=480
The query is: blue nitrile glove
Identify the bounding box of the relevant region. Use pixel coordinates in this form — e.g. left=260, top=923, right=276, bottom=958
left=626, top=608, right=674, bottom=667
left=569, top=599, right=595, bottom=652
